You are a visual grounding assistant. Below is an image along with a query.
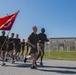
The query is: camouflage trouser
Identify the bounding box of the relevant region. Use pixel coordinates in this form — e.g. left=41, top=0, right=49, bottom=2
left=29, top=47, right=38, bottom=55
left=39, top=45, right=44, bottom=51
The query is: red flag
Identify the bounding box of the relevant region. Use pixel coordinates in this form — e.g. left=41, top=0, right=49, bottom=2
left=0, top=11, right=19, bottom=30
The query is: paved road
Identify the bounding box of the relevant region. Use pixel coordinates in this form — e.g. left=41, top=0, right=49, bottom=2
left=0, top=58, right=76, bottom=75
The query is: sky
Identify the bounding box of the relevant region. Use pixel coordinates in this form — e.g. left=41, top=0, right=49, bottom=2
left=0, top=0, right=76, bottom=40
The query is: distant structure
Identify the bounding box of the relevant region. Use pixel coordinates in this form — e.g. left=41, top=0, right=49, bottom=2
left=45, top=37, right=76, bottom=51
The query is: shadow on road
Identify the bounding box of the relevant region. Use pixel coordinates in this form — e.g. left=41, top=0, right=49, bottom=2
left=37, top=68, right=76, bottom=74
left=37, top=65, right=76, bottom=69
left=37, top=65, right=76, bottom=74
left=3, top=63, right=32, bottom=68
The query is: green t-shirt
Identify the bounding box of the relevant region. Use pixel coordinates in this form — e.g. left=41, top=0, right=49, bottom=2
left=28, top=32, right=39, bottom=46
left=38, top=33, right=47, bottom=45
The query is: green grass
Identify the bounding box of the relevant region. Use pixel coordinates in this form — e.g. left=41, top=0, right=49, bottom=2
left=44, top=50, right=76, bottom=61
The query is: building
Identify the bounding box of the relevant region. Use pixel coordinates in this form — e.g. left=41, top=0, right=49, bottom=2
left=45, top=37, right=76, bottom=51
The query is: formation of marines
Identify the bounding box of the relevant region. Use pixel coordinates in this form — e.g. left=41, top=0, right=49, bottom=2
left=0, top=26, right=49, bottom=69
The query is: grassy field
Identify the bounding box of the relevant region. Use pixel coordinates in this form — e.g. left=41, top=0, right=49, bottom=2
left=44, top=50, right=76, bottom=61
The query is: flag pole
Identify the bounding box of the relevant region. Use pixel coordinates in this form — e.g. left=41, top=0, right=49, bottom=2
left=0, top=10, right=19, bottom=51
left=0, top=13, right=10, bottom=51
left=0, top=13, right=11, bottom=51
